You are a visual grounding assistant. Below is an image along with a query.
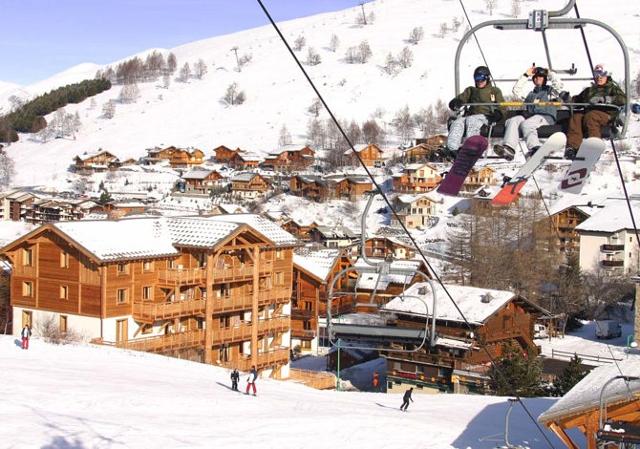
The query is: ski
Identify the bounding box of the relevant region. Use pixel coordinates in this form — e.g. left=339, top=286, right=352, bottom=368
left=492, top=132, right=566, bottom=206
left=437, top=135, right=488, bottom=196
left=559, top=137, right=606, bottom=194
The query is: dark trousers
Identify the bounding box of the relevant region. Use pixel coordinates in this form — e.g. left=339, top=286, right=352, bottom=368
left=400, top=399, right=410, bottom=411
left=231, top=380, right=238, bottom=391
left=567, top=110, right=611, bottom=149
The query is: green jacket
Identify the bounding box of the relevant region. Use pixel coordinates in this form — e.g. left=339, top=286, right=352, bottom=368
left=453, top=85, right=505, bottom=117
left=573, top=79, right=626, bottom=116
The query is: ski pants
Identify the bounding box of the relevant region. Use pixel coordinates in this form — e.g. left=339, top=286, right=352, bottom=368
left=503, top=114, right=553, bottom=151
left=400, top=399, right=410, bottom=411
left=246, top=382, right=256, bottom=395
left=231, top=380, right=238, bottom=391
left=567, top=110, right=611, bottom=149
left=447, top=114, right=488, bottom=152
left=21, top=337, right=29, bottom=349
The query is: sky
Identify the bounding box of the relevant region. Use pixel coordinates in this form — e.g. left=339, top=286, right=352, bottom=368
left=0, top=0, right=366, bottom=86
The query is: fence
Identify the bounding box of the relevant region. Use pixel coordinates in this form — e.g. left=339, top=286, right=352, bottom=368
left=550, top=348, right=622, bottom=365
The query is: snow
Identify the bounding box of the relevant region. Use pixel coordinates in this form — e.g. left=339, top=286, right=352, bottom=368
left=0, top=335, right=571, bottom=449
left=293, top=248, right=341, bottom=281
left=206, top=213, right=299, bottom=246
left=0, top=221, right=35, bottom=247
left=575, top=197, right=640, bottom=233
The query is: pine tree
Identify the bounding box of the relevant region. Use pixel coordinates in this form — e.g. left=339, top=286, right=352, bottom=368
left=489, top=343, right=542, bottom=397
left=557, top=354, right=587, bottom=395
left=98, top=190, right=112, bottom=205
left=167, top=53, right=178, bottom=74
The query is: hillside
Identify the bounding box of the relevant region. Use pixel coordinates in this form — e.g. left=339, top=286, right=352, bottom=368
left=0, top=335, right=568, bottom=449
left=2, top=0, right=639, bottom=188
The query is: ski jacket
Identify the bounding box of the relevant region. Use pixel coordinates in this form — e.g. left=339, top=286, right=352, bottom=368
left=512, top=71, right=563, bottom=122
left=248, top=369, right=257, bottom=383
left=450, top=85, right=505, bottom=117
left=403, top=390, right=413, bottom=401
left=21, top=327, right=31, bottom=338
left=573, top=79, right=626, bottom=117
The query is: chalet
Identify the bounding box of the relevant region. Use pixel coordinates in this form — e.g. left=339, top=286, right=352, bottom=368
left=73, top=150, right=120, bottom=174
left=392, top=163, right=442, bottom=193
left=209, top=204, right=247, bottom=215
left=180, top=169, right=224, bottom=194
left=462, top=165, right=497, bottom=192
left=547, top=196, right=604, bottom=254
left=469, top=186, right=501, bottom=213
left=403, top=135, right=447, bottom=163
left=364, top=236, right=416, bottom=260
left=392, top=192, right=444, bottom=229
left=1, top=214, right=298, bottom=378
left=331, top=176, right=374, bottom=200
left=291, top=248, right=352, bottom=353
left=309, top=225, right=358, bottom=249
left=344, top=144, right=384, bottom=167
left=538, top=360, right=640, bottom=449
left=575, top=198, right=640, bottom=276
left=234, top=153, right=261, bottom=169
left=289, top=175, right=330, bottom=202
left=381, top=282, right=548, bottom=394
left=214, top=145, right=242, bottom=164
left=282, top=219, right=316, bottom=241
left=231, top=173, right=270, bottom=199
left=145, top=146, right=205, bottom=168
left=262, top=145, right=315, bottom=171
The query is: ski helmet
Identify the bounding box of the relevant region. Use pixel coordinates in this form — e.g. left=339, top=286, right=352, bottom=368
left=473, top=66, right=491, bottom=82
left=532, top=67, right=548, bottom=85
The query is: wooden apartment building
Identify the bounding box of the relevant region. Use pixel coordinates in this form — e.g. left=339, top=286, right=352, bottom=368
left=231, top=173, right=270, bottom=199
left=146, top=146, right=205, bottom=168
left=73, top=150, right=121, bottom=174
left=344, top=144, right=384, bottom=167
left=392, top=163, right=442, bottom=193
left=262, top=145, right=315, bottom=171
left=1, top=215, right=298, bottom=378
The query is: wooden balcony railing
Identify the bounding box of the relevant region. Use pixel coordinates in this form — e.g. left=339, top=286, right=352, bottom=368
left=601, top=259, right=624, bottom=267
left=601, top=244, right=625, bottom=252
left=289, top=368, right=336, bottom=390
left=213, top=265, right=255, bottom=281
left=291, top=308, right=313, bottom=319
left=158, top=268, right=207, bottom=285
left=133, top=298, right=206, bottom=323
left=212, top=322, right=253, bottom=345
left=211, top=294, right=253, bottom=313
left=257, top=316, right=290, bottom=334
left=93, top=330, right=205, bottom=353
left=232, top=347, right=290, bottom=371
left=291, top=329, right=316, bottom=340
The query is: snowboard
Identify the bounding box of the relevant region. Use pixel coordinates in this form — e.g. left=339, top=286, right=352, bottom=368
left=437, top=135, right=488, bottom=196
left=559, top=137, right=606, bottom=194
left=491, top=132, right=566, bottom=206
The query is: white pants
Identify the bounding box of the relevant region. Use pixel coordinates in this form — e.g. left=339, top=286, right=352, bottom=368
left=503, top=114, right=554, bottom=151
left=447, top=114, right=488, bottom=152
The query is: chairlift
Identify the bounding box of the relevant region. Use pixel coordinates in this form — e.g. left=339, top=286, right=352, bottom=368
left=453, top=0, right=632, bottom=139
left=495, top=398, right=528, bottom=449
left=325, top=191, right=438, bottom=353
left=596, top=375, right=640, bottom=449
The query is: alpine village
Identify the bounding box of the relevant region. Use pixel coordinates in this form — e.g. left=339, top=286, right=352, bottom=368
left=1, top=0, right=640, bottom=448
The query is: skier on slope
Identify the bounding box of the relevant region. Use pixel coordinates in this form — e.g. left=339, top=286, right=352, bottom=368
left=231, top=369, right=240, bottom=391
left=21, top=324, right=32, bottom=350
left=246, top=365, right=258, bottom=396
left=445, top=66, right=505, bottom=160
left=564, top=64, right=626, bottom=159
left=493, top=66, right=564, bottom=160
left=400, top=387, right=414, bottom=411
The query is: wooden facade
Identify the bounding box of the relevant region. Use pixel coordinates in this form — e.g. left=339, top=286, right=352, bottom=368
left=146, top=146, right=204, bottom=167
left=182, top=170, right=224, bottom=194
left=550, top=206, right=591, bottom=254
left=214, top=145, right=241, bottom=163
left=345, top=144, right=384, bottom=167
left=462, top=166, right=497, bottom=192
left=73, top=150, right=120, bottom=173
left=364, top=237, right=416, bottom=260
left=262, top=146, right=315, bottom=171
left=231, top=174, right=270, bottom=199
left=403, top=135, right=447, bottom=163
left=282, top=220, right=316, bottom=241
left=392, top=163, right=441, bottom=193
left=392, top=194, right=443, bottom=229
left=2, top=220, right=296, bottom=378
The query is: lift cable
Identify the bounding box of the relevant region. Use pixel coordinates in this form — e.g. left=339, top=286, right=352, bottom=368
left=255, top=1, right=557, bottom=447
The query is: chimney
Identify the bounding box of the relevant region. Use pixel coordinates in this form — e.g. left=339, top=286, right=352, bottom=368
left=481, top=293, right=493, bottom=304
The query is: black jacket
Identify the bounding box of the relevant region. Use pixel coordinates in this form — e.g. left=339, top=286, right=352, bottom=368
left=403, top=389, right=413, bottom=401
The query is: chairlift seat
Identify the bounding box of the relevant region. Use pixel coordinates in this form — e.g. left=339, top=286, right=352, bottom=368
left=597, top=421, right=640, bottom=444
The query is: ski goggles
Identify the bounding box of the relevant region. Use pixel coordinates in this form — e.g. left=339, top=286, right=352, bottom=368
left=474, top=74, right=489, bottom=82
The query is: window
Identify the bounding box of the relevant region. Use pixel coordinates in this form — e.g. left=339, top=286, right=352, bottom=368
left=22, top=248, right=33, bottom=267
left=117, top=263, right=128, bottom=274
left=142, top=286, right=153, bottom=300
left=59, top=315, right=68, bottom=333
left=219, top=283, right=230, bottom=297
left=142, top=324, right=152, bottom=335
left=117, top=288, right=128, bottom=304
left=22, top=281, right=33, bottom=297
left=168, top=260, right=176, bottom=269
left=275, top=249, right=283, bottom=260
left=303, top=321, right=312, bottom=330
left=60, top=251, right=69, bottom=268
left=143, top=261, right=153, bottom=271
left=275, top=272, right=284, bottom=286
left=60, top=285, right=68, bottom=300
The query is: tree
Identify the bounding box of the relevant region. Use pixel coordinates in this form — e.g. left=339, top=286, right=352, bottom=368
left=511, top=0, right=521, bottom=17
left=0, top=152, right=15, bottom=189
left=439, top=23, right=448, bottom=38
left=392, top=105, right=414, bottom=144
left=193, top=59, right=208, bottom=79
left=167, top=53, right=178, bottom=74
left=489, top=343, right=542, bottom=397
left=344, top=47, right=359, bottom=64
left=89, top=98, right=97, bottom=110
left=435, top=99, right=450, bottom=126
left=407, top=26, right=424, bottom=45
left=397, top=47, right=413, bottom=69
left=119, top=83, right=140, bottom=103
left=71, top=112, right=81, bottom=139
left=162, top=73, right=171, bottom=89
left=102, top=100, right=115, bottom=119
left=557, top=354, right=587, bottom=395
left=329, top=34, right=340, bottom=52
left=362, top=119, right=383, bottom=145
left=278, top=125, right=292, bottom=147
left=451, top=17, right=462, bottom=32
left=98, top=190, right=112, bottom=205
left=383, top=53, right=398, bottom=76
left=308, top=98, right=323, bottom=117
left=293, top=35, right=306, bottom=51
left=413, top=106, right=438, bottom=137
left=358, top=41, right=372, bottom=63
left=306, top=47, right=322, bottom=66
left=346, top=120, right=362, bottom=145
left=8, top=95, right=25, bottom=112
left=222, top=83, right=246, bottom=106
left=306, top=118, right=326, bottom=149
left=485, top=0, right=498, bottom=16
left=178, top=63, right=191, bottom=82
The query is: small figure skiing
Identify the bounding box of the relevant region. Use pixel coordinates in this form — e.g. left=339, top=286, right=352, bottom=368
left=245, top=365, right=258, bottom=396
left=400, top=387, right=414, bottom=411
left=231, top=368, right=240, bottom=391
left=21, top=324, right=32, bottom=350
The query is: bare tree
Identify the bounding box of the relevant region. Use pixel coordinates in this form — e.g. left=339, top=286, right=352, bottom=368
left=193, top=59, right=208, bottom=79
left=358, top=41, right=372, bottom=63
left=439, top=23, right=448, bottom=38
left=397, top=47, right=413, bottom=69
left=392, top=106, right=414, bottom=144
left=434, top=99, right=449, bottom=126
left=451, top=17, right=463, bottom=32
left=485, top=0, right=498, bottom=16
left=7, top=95, right=25, bottom=112
left=362, top=119, right=384, bottom=145
left=162, top=73, right=171, bottom=89
left=293, top=35, right=306, bottom=51
left=177, top=63, right=191, bottom=82
left=89, top=98, right=97, bottom=110
left=306, top=47, right=322, bottom=66
left=407, top=26, right=424, bottom=45
left=347, top=120, right=362, bottom=145
left=278, top=125, right=292, bottom=147
left=308, top=98, right=323, bottom=117
left=71, top=112, right=81, bottom=139
left=413, top=106, right=438, bottom=137
left=345, top=47, right=359, bottom=64
left=119, top=83, right=140, bottom=103
left=383, top=53, right=398, bottom=76
left=306, top=118, right=326, bottom=149
left=102, top=100, right=116, bottom=119
left=167, top=52, right=178, bottom=74
left=222, top=83, right=246, bottom=106
left=238, top=53, right=252, bottom=69
left=0, top=151, right=15, bottom=190
left=329, top=34, right=340, bottom=52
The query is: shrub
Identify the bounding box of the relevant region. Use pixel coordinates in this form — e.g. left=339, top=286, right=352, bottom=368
left=36, top=316, right=80, bottom=345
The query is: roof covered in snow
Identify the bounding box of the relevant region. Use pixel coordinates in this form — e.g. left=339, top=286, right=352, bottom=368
left=232, top=173, right=260, bottom=182
left=166, top=217, right=241, bottom=248
left=396, top=192, right=444, bottom=204
left=538, top=359, right=640, bottom=424
left=575, top=198, right=640, bottom=233
left=293, top=248, right=341, bottom=282
left=182, top=169, right=218, bottom=180
left=206, top=214, right=299, bottom=247
left=382, top=282, right=515, bottom=325
left=547, top=194, right=606, bottom=217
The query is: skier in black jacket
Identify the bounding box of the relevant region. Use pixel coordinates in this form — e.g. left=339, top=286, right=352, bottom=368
left=400, top=387, right=414, bottom=411
left=230, top=369, right=240, bottom=391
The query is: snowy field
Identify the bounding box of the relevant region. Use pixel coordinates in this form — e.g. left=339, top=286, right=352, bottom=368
left=0, top=335, right=577, bottom=449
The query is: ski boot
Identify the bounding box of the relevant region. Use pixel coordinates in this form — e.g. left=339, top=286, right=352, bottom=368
left=493, top=144, right=515, bottom=161
left=563, top=146, right=577, bottom=160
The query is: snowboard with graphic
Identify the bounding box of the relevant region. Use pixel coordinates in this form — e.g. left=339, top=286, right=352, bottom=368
left=492, top=132, right=566, bottom=206
left=559, top=137, right=606, bottom=194
left=437, top=136, right=488, bottom=196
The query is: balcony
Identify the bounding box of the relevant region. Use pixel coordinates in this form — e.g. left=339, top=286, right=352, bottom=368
left=257, top=316, right=289, bottom=334
left=211, top=294, right=253, bottom=314
left=601, top=259, right=624, bottom=267
left=601, top=244, right=625, bottom=253
left=291, top=308, right=313, bottom=319
left=212, top=322, right=253, bottom=345
left=133, top=298, right=206, bottom=323
left=213, top=264, right=255, bottom=281
left=94, top=330, right=205, bottom=353
left=231, top=347, right=290, bottom=371
left=158, top=268, right=207, bottom=285
left=258, top=288, right=290, bottom=306
left=291, top=329, right=316, bottom=340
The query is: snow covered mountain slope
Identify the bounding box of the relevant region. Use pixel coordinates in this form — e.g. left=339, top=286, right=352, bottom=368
left=3, top=0, right=639, bottom=187
left=0, top=335, right=569, bottom=449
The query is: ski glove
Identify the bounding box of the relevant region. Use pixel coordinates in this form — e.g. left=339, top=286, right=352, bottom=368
left=487, top=109, right=503, bottom=123
left=589, top=96, right=607, bottom=104
left=449, top=98, right=463, bottom=110
left=558, top=91, right=571, bottom=102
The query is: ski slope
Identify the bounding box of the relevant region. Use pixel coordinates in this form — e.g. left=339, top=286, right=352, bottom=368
left=0, top=335, right=573, bottom=449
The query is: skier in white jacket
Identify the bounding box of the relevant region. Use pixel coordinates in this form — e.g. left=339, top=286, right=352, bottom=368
left=493, top=66, right=564, bottom=160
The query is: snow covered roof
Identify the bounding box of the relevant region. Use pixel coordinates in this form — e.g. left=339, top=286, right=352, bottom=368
left=405, top=163, right=437, bottom=171
left=166, top=217, right=241, bottom=248
left=75, top=149, right=118, bottom=161
left=354, top=258, right=422, bottom=291
left=547, top=194, right=606, bottom=217
left=232, top=173, right=260, bottom=182
left=382, top=282, right=515, bottom=325
left=293, top=248, right=341, bottom=282
left=268, top=144, right=313, bottom=156
left=575, top=198, right=640, bottom=233
left=182, top=169, right=218, bottom=180
left=215, top=203, right=247, bottom=214
left=538, top=359, right=640, bottom=424
left=396, top=191, right=444, bottom=204
left=206, top=214, right=299, bottom=247
left=314, top=225, right=357, bottom=239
